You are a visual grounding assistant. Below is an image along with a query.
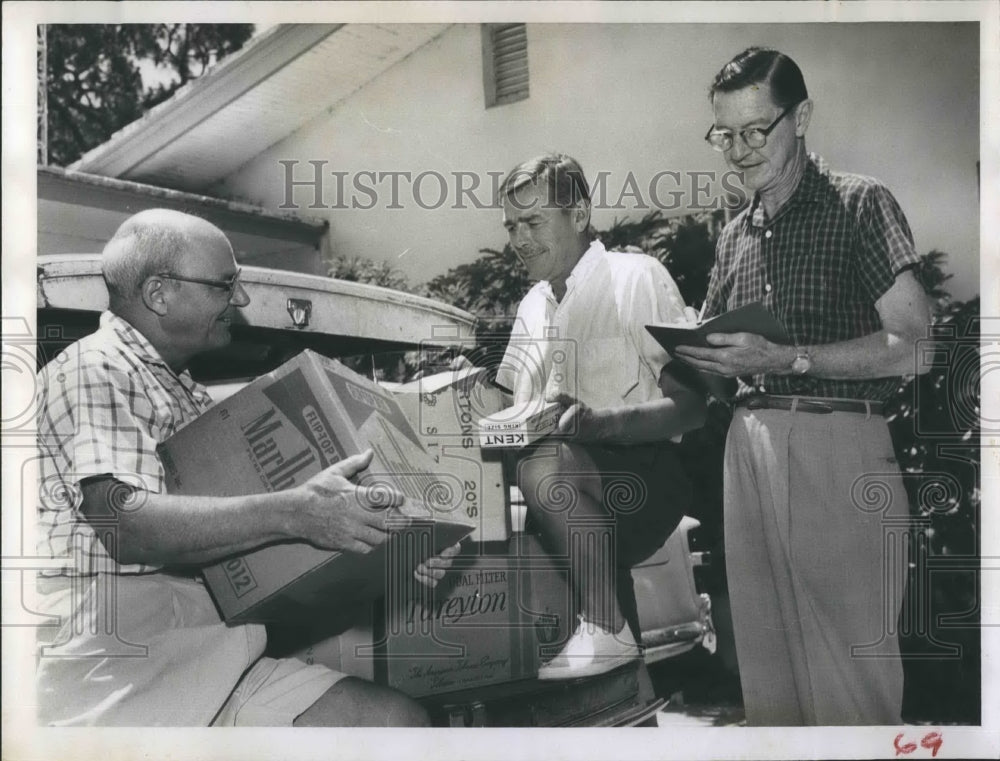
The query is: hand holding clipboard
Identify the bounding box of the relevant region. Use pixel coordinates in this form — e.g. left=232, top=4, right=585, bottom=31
left=646, top=302, right=791, bottom=351
left=646, top=302, right=792, bottom=400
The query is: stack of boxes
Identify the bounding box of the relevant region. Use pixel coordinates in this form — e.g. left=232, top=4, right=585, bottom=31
left=158, top=351, right=477, bottom=624
left=388, top=366, right=510, bottom=544
left=160, top=350, right=573, bottom=697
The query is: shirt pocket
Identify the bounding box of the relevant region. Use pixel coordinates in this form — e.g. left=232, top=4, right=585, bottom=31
left=575, top=338, right=640, bottom=408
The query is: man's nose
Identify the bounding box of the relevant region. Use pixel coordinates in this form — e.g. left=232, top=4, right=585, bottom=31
left=726, top=134, right=752, bottom=162
left=229, top=280, right=251, bottom=307
left=510, top=223, right=531, bottom=249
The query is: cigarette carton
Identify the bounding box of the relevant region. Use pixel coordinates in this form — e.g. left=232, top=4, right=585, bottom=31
left=374, top=533, right=572, bottom=697
left=157, top=350, right=475, bottom=624
left=388, top=367, right=510, bottom=542
left=478, top=401, right=563, bottom=448
left=279, top=535, right=572, bottom=697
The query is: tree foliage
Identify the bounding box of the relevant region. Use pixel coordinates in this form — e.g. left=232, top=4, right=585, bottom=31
left=888, top=293, right=981, bottom=724
left=596, top=209, right=728, bottom=306
left=44, top=24, right=254, bottom=166
left=327, top=255, right=412, bottom=293
left=422, top=245, right=532, bottom=334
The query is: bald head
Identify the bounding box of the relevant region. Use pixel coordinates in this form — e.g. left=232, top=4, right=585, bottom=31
left=102, top=209, right=232, bottom=309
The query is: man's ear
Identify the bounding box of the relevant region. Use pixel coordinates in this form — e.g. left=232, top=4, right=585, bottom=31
left=141, top=275, right=170, bottom=317
left=794, top=99, right=813, bottom=138
left=571, top=200, right=592, bottom=233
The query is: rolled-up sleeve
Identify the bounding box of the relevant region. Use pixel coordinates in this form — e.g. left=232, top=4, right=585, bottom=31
left=855, top=182, right=921, bottom=304
left=37, top=355, right=163, bottom=574
left=620, top=256, right=689, bottom=381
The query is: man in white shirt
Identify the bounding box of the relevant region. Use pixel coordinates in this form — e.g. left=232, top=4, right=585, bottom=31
left=495, top=154, right=706, bottom=679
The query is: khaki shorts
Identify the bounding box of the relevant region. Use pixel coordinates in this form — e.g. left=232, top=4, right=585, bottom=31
left=212, top=657, right=349, bottom=727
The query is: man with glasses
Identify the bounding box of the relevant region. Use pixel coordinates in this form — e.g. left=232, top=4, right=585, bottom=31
left=673, top=48, right=932, bottom=725
left=36, top=208, right=457, bottom=726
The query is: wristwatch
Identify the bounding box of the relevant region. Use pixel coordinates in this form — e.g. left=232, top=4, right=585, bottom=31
left=791, top=347, right=812, bottom=375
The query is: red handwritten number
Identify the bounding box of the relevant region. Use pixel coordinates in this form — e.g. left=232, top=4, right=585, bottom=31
left=894, top=732, right=943, bottom=757
left=895, top=734, right=917, bottom=756
left=920, top=732, right=943, bottom=758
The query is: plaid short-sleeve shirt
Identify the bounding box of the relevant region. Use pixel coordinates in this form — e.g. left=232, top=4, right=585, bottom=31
left=37, top=312, right=214, bottom=576
left=703, top=154, right=922, bottom=403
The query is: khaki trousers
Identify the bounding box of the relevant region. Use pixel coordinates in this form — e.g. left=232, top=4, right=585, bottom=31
left=724, top=407, right=908, bottom=725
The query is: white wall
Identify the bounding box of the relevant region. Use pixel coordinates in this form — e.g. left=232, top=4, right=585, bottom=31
left=219, top=22, right=980, bottom=301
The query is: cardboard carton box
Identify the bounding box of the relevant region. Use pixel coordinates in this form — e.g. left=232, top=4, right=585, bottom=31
left=373, top=533, right=573, bottom=698
left=478, top=401, right=562, bottom=448
left=158, top=350, right=475, bottom=624
left=388, top=368, right=510, bottom=542
left=288, top=534, right=572, bottom=698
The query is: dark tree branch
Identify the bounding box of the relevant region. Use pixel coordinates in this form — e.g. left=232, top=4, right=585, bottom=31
left=44, top=23, right=253, bottom=166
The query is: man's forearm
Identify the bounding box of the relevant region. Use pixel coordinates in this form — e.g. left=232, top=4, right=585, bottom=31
left=803, top=329, right=928, bottom=380
left=85, top=482, right=299, bottom=567
left=677, top=327, right=929, bottom=382
left=84, top=451, right=404, bottom=569
left=125, top=491, right=300, bottom=566
left=590, top=390, right=706, bottom=445
left=791, top=270, right=932, bottom=381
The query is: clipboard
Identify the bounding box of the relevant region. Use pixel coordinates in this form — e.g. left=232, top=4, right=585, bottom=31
left=645, top=301, right=791, bottom=351
left=647, top=302, right=791, bottom=401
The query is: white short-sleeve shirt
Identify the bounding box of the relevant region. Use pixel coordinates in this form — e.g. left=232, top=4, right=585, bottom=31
left=496, top=240, right=688, bottom=410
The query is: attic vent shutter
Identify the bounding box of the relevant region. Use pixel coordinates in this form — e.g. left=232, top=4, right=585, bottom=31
left=482, top=24, right=529, bottom=108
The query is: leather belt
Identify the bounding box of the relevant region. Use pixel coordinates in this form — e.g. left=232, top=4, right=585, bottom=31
left=736, top=395, right=884, bottom=416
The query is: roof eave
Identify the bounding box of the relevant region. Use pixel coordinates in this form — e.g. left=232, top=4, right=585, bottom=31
left=70, top=24, right=343, bottom=178
left=39, top=165, right=329, bottom=241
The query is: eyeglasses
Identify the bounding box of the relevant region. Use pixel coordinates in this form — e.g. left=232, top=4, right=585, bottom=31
left=704, top=102, right=802, bottom=152
left=156, top=268, right=242, bottom=297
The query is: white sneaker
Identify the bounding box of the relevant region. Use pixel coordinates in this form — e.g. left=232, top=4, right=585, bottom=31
left=537, top=614, right=641, bottom=681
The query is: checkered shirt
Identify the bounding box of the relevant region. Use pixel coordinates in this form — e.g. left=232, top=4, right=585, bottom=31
left=37, top=311, right=214, bottom=576
left=703, top=153, right=922, bottom=402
